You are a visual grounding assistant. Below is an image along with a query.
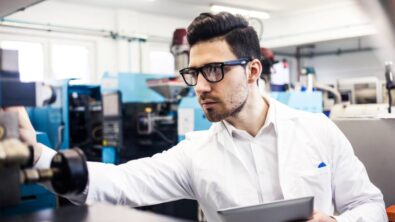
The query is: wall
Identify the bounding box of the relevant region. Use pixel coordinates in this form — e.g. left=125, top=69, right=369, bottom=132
left=303, top=51, right=385, bottom=85
left=0, top=0, right=380, bottom=85
left=261, top=1, right=375, bottom=48
left=260, top=0, right=384, bottom=86
left=0, top=1, right=190, bottom=83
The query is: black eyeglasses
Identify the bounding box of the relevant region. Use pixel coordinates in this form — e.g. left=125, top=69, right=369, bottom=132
left=179, top=58, right=252, bottom=86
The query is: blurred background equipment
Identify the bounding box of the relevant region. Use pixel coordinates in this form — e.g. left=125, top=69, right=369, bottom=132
left=3, top=0, right=395, bottom=219
left=0, top=50, right=88, bottom=215
left=170, top=29, right=189, bottom=74
left=68, top=85, right=103, bottom=161
left=100, top=72, right=198, bottom=220
left=28, top=82, right=104, bottom=162
left=337, top=76, right=383, bottom=104
left=385, top=62, right=395, bottom=113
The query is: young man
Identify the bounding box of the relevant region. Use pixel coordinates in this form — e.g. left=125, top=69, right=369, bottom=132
left=15, top=12, right=386, bottom=222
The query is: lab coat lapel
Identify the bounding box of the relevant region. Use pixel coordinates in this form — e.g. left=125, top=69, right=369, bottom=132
left=272, top=99, right=299, bottom=199
left=216, top=123, right=255, bottom=178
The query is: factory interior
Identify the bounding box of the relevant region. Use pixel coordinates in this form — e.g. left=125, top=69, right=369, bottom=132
left=0, top=0, right=395, bottom=221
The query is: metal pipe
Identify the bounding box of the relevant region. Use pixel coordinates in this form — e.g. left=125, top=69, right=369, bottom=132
left=274, top=47, right=376, bottom=58
left=314, top=82, right=342, bottom=104
left=0, top=18, right=170, bottom=43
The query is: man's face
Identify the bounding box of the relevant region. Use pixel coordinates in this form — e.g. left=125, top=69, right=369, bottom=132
left=189, top=39, right=249, bottom=122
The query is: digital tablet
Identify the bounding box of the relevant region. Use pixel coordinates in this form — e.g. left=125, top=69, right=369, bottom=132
left=217, top=196, right=314, bottom=222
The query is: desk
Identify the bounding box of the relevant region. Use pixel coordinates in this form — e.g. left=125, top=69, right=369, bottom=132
left=334, top=118, right=395, bottom=206
left=1, top=203, right=191, bottom=222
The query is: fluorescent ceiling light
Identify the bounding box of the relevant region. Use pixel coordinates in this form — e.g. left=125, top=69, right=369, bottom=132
left=210, top=5, right=270, bottom=20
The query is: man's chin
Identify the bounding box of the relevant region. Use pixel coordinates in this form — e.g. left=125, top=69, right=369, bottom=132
left=204, top=112, right=226, bottom=122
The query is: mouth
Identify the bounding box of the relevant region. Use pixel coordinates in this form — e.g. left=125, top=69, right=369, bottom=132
left=201, top=101, right=218, bottom=109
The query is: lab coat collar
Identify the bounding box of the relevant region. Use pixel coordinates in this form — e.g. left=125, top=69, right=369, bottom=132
left=221, top=96, right=277, bottom=139
left=213, top=96, right=299, bottom=198
left=214, top=96, right=298, bottom=147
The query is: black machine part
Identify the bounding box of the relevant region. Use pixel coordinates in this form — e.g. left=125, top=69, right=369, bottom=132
left=385, top=62, right=395, bottom=113
left=50, top=148, right=88, bottom=195
left=19, top=148, right=89, bottom=195
left=0, top=77, right=57, bottom=108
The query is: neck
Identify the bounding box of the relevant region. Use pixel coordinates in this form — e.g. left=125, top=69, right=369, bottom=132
left=225, top=88, right=269, bottom=137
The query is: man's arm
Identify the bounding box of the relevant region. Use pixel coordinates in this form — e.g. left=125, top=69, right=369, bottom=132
left=325, top=117, right=387, bottom=222
left=15, top=107, right=195, bottom=206
left=85, top=141, right=194, bottom=206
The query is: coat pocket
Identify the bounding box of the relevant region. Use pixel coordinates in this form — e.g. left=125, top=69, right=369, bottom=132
left=291, top=167, right=332, bottom=212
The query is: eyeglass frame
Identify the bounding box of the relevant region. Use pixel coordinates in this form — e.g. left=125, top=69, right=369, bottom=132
left=179, top=57, right=253, bottom=86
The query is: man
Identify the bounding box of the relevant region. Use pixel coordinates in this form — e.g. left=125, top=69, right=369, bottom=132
left=14, top=12, right=386, bottom=222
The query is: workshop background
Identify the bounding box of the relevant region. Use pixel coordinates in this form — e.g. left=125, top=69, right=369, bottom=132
left=1, top=0, right=395, bottom=221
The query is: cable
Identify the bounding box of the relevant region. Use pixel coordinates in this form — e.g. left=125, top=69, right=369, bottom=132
left=389, top=89, right=392, bottom=113
left=55, top=122, right=64, bottom=151
left=153, top=128, right=175, bottom=144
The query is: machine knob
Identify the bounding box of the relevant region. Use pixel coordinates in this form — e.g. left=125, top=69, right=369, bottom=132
left=50, top=148, right=88, bottom=195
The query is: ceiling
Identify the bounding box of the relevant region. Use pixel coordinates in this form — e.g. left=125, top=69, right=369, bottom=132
left=272, top=36, right=377, bottom=57
left=53, top=0, right=354, bottom=20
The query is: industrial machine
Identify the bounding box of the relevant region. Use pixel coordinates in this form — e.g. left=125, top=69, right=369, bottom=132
left=270, top=91, right=323, bottom=113
left=0, top=50, right=88, bottom=215
left=28, top=82, right=103, bottom=163
left=330, top=62, right=395, bottom=207
left=337, top=76, right=384, bottom=104
left=385, top=62, right=395, bottom=113
left=0, top=50, right=190, bottom=222
left=170, top=29, right=189, bottom=73
left=100, top=73, right=182, bottom=163
left=68, top=85, right=103, bottom=161
left=0, top=83, right=88, bottom=215
left=100, top=73, right=197, bottom=220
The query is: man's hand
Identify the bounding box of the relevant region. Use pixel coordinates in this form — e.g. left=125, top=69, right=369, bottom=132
left=2, top=107, right=41, bottom=163
left=306, top=210, right=337, bottom=222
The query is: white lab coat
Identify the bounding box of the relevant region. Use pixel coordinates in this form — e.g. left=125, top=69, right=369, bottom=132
left=47, top=98, right=387, bottom=222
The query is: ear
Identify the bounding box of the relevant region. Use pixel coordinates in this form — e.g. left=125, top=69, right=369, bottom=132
left=247, top=59, right=262, bottom=84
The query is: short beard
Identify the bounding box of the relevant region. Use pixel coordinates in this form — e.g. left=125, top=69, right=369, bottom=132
left=205, top=92, right=248, bottom=122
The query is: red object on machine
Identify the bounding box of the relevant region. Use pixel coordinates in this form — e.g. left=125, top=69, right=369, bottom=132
left=171, top=29, right=188, bottom=47
left=171, top=28, right=189, bottom=73
left=260, top=47, right=274, bottom=61
left=387, top=205, right=395, bottom=221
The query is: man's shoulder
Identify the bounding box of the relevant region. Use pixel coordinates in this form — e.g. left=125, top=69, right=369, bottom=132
left=179, top=123, right=222, bottom=152
left=273, top=98, right=328, bottom=123
left=184, top=125, right=217, bottom=144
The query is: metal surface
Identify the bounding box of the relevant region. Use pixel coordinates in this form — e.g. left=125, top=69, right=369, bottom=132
left=0, top=166, right=20, bottom=208
left=334, top=118, right=395, bottom=206
left=0, top=0, right=44, bottom=18
left=1, top=133, right=57, bottom=216
left=177, top=96, right=211, bottom=141
left=101, top=73, right=171, bottom=103
left=146, top=78, right=186, bottom=101
left=270, top=91, right=323, bottom=113
left=1, top=203, right=191, bottom=222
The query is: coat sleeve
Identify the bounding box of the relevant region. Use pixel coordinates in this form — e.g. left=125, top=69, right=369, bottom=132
left=324, top=117, right=388, bottom=222
left=85, top=139, right=195, bottom=206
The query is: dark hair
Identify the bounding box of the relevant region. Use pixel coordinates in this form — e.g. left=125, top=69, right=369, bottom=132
left=187, top=12, right=261, bottom=60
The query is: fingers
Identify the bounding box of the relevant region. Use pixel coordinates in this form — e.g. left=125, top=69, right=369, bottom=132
left=20, top=128, right=37, bottom=145
left=305, top=210, right=318, bottom=222
left=3, top=106, right=35, bottom=130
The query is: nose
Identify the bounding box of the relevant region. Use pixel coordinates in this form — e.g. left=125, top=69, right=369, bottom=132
left=194, top=73, right=212, bottom=95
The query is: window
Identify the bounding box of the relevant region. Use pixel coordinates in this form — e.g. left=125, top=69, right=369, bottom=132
left=0, top=41, right=44, bottom=82
left=149, top=51, right=175, bottom=75
left=51, top=44, right=90, bottom=82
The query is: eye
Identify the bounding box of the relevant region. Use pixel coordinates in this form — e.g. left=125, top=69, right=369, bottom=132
left=202, top=64, right=222, bottom=81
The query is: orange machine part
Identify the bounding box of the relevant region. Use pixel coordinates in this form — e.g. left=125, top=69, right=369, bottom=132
left=387, top=205, right=395, bottom=221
